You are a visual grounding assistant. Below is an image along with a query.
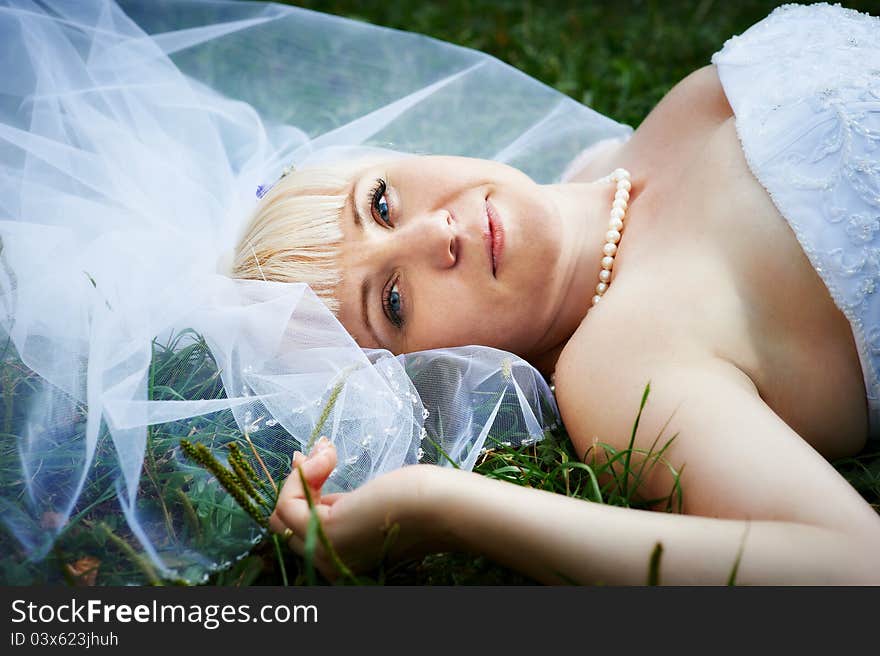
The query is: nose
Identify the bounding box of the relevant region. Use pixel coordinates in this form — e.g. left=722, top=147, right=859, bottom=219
left=400, top=210, right=457, bottom=269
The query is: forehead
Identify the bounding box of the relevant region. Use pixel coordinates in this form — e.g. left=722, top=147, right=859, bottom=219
left=347, top=154, right=494, bottom=185
left=332, top=189, right=377, bottom=349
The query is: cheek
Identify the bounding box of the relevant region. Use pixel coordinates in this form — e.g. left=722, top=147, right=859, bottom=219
left=405, top=280, right=492, bottom=350
left=410, top=287, right=530, bottom=353
left=412, top=285, right=477, bottom=339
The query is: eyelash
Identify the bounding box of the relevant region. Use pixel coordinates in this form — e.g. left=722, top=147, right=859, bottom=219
left=382, top=276, right=404, bottom=328
left=368, top=177, right=392, bottom=227
left=367, top=177, right=404, bottom=328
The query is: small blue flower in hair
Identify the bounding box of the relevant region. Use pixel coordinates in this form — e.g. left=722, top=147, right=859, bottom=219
left=256, top=164, right=296, bottom=199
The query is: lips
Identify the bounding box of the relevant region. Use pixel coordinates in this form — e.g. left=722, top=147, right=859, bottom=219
left=484, top=198, right=505, bottom=277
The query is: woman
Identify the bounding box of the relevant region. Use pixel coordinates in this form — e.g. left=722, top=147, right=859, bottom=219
left=1, top=0, right=877, bottom=585
left=260, top=3, right=880, bottom=584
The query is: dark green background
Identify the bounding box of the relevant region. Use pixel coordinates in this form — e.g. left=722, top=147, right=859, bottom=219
left=280, top=0, right=880, bottom=127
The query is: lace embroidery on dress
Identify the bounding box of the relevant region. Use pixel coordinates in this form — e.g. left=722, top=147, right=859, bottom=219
left=712, top=3, right=880, bottom=437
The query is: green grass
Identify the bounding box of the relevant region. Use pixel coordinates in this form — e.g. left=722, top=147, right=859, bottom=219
left=280, top=0, right=879, bottom=130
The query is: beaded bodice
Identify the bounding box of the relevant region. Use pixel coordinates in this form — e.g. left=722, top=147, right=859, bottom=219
left=712, top=2, right=880, bottom=436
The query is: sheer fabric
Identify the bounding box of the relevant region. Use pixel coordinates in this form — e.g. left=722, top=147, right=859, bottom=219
left=0, top=0, right=631, bottom=583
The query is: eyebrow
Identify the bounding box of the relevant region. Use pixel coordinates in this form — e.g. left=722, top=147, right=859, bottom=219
left=360, top=276, right=383, bottom=349
left=351, top=177, right=367, bottom=230
left=349, top=181, right=383, bottom=349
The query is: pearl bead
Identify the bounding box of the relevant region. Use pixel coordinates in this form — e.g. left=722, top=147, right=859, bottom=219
left=590, top=168, right=630, bottom=314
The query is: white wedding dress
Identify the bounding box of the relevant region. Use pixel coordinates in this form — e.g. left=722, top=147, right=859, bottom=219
left=711, top=3, right=880, bottom=438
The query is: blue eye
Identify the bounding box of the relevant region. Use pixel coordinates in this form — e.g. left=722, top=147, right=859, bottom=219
left=370, top=178, right=391, bottom=226
left=383, top=280, right=403, bottom=327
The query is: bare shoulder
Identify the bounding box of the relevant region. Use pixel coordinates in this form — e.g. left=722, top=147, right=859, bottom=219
left=571, top=65, right=733, bottom=183
left=661, top=64, right=733, bottom=120
left=631, top=64, right=733, bottom=166
left=553, top=320, right=880, bottom=537
left=553, top=314, right=752, bottom=465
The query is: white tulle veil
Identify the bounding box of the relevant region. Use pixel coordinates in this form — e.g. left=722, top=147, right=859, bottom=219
left=0, top=0, right=632, bottom=583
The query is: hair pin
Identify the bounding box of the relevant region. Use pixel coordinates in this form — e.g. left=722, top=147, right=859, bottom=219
left=256, top=163, right=296, bottom=199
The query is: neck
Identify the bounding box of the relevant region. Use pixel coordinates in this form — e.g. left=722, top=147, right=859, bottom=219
left=526, top=173, right=637, bottom=377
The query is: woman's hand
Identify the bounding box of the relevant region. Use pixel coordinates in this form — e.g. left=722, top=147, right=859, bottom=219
left=268, top=437, right=441, bottom=581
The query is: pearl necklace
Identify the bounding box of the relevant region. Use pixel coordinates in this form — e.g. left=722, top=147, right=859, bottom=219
left=591, top=167, right=632, bottom=306
left=549, top=167, right=631, bottom=393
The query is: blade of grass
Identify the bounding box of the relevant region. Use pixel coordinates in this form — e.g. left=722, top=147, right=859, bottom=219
left=272, top=533, right=289, bottom=587
left=296, top=466, right=357, bottom=583
left=647, top=541, right=663, bottom=586
left=621, top=382, right=651, bottom=501
left=727, top=521, right=750, bottom=586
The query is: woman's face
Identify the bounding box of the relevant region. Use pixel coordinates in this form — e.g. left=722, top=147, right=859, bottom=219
left=334, top=155, right=582, bottom=361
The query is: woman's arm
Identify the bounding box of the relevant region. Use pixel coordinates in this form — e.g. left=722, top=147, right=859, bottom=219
left=429, top=354, right=880, bottom=584
left=419, top=466, right=879, bottom=585
left=544, top=356, right=880, bottom=584
left=272, top=361, right=880, bottom=584
left=273, top=447, right=880, bottom=585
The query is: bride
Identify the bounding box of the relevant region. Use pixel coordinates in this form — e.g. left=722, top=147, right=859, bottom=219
left=1, top=0, right=878, bottom=585
left=258, top=5, right=880, bottom=584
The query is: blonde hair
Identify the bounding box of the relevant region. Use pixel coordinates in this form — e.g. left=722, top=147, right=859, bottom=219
left=232, top=157, right=384, bottom=313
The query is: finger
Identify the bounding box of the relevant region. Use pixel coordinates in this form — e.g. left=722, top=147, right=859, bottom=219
left=268, top=509, right=286, bottom=534
left=320, top=492, right=345, bottom=505
left=281, top=517, right=335, bottom=580
left=276, top=444, right=337, bottom=518
left=274, top=496, right=332, bottom=540
left=284, top=530, right=305, bottom=557
left=300, top=442, right=337, bottom=492
left=276, top=451, right=307, bottom=504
